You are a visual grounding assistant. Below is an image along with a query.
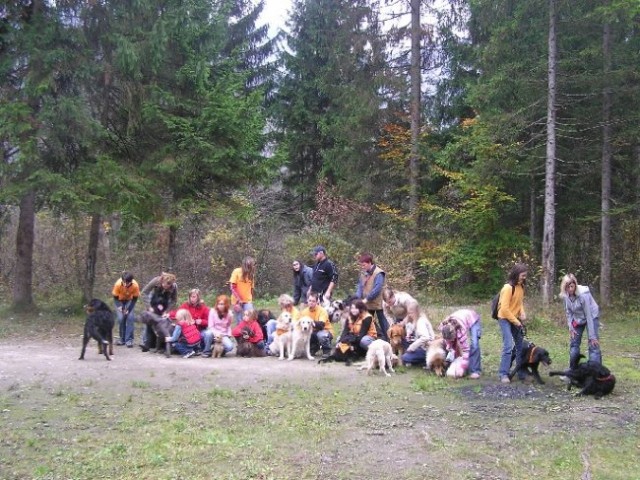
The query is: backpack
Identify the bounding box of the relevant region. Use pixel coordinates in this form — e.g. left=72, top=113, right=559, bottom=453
left=491, top=284, right=515, bottom=320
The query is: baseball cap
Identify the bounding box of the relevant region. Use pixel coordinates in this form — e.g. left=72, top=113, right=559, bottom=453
left=312, top=245, right=326, bottom=255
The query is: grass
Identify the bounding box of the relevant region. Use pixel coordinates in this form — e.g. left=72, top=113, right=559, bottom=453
left=0, top=300, right=639, bottom=479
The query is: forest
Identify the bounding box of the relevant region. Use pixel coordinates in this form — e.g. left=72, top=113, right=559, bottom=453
left=1, top=0, right=639, bottom=310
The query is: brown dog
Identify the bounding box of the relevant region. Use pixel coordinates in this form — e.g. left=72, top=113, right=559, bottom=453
left=212, top=334, right=225, bottom=358
left=387, top=323, right=406, bottom=358
left=425, top=337, right=447, bottom=377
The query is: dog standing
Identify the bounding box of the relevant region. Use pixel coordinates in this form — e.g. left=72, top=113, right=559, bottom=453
left=79, top=299, right=115, bottom=361
left=358, top=339, right=396, bottom=376
left=425, top=337, right=447, bottom=376
left=509, top=339, right=552, bottom=384
left=549, top=360, right=616, bottom=398
left=289, top=316, right=315, bottom=361
left=387, top=323, right=406, bottom=358
left=138, top=311, right=174, bottom=357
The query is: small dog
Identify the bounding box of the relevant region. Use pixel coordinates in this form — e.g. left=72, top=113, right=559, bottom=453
left=236, top=327, right=266, bottom=358
left=138, top=311, right=174, bottom=357
left=318, top=332, right=361, bottom=366
left=270, top=311, right=293, bottom=360
left=549, top=360, right=616, bottom=398
left=79, top=299, right=115, bottom=361
left=387, top=323, right=406, bottom=358
left=212, top=334, right=225, bottom=358
left=358, top=339, right=396, bottom=376
left=509, top=339, right=552, bottom=384
left=425, top=337, right=447, bottom=377
left=289, top=316, right=315, bottom=360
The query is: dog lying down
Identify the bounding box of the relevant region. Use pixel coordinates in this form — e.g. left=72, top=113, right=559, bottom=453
left=358, top=339, right=397, bottom=377
left=549, top=359, right=616, bottom=398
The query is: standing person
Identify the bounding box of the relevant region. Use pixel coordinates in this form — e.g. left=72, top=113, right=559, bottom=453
left=309, top=246, right=338, bottom=304
left=170, top=289, right=213, bottom=357
left=439, top=309, right=482, bottom=379
left=112, top=271, right=140, bottom=348
left=229, top=256, right=256, bottom=324
left=300, top=292, right=332, bottom=356
left=355, top=253, right=389, bottom=341
left=559, top=273, right=601, bottom=368
left=292, top=260, right=313, bottom=306
left=497, top=263, right=528, bottom=384
left=204, top=294, right=235, bottom=357
left=140, top=272, right=178, bottom=349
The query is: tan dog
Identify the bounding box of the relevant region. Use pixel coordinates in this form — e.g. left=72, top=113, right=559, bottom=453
left=212, top=334, right=225, bottom=358
left=359, top=339, right=396, bottom=376
left=387, top=323, right=406, bottom=358
left=288, top=316, right=315, bottom=361
left=426, top=337, right=447, bottom=377
left=271, top=311, right=293, bottom=360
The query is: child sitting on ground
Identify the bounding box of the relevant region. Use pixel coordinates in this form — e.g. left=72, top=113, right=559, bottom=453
left=166, top=309, right=202, bottom=358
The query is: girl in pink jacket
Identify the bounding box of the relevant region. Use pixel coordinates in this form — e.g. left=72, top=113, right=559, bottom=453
left=439, top=309, right=482, bottom=378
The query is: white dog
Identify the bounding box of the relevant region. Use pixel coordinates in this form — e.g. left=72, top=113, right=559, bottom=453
left=269, top=311, right=293, bottom=360
left=288, top=316, right=315, bottom=361
left=359, top=339, right=396, bottom=376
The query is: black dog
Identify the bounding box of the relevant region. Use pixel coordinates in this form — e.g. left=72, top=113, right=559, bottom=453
left=257, top=309, right=274, bottom=343
left=79, top=299, right=115, bottom=361
left=549, top=360, right=616, bottom=399
left=235, top=327, right=266, bottom=358
left=138, top=311, right=174, bottom=357
left=509, top=340, right=552, bottom=384
left=317, top=333, right=362, bottom=366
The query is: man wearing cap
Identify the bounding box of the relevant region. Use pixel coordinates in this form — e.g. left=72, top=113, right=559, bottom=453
left=308, top=246, right=338, bottom=303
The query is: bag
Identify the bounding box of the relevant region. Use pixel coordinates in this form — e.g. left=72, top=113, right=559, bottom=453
left=491, top=284, right=515, bottom=320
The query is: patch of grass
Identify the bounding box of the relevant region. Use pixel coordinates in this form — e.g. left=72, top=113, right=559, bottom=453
left=131, top=380, right=150, bottom=389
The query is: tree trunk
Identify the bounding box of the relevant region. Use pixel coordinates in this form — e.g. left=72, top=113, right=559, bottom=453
left=600, top=18, right=612, bottom=306
left=83, top=213, right=101, bottom=303
left=541, top=0, right=557, bottom=307
left=409, top=0, right=421, bottom=239
left=636, top=144, right=640, bottom=215
left=167, top=224, right=178, bottom=272
left=12, top=190, right=36, bottom=310
left=529, top=174, right=537, bottom=255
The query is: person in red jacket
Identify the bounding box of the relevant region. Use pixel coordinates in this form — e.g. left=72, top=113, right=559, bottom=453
left=166, top=309, right=202, bottom=358
left=170, top=289, right=213, bottom=356
left=232, top=308, right=265, bottom=352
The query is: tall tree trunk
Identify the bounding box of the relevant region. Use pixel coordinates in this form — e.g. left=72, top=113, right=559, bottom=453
left=13, top=190, right=36, bottom=310
left=409, top=0, right=421, bottom=240
left=635, top=144, right=640, bottom=215
left=600, top=18, right=612, bottom=306
left=530, top=174, right=537, bottom=255
left=541, top=0, right=557, bottom=307
left=84, top=213, right=101, bottom=303
left=167, top=224, right=178, bottom=272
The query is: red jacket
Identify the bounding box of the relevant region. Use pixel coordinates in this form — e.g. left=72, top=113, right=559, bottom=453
left=232, top=320, right=263, bottom=344
left=178, top=321, right=202, bottom=345
left=169, top=302, right=210, bottom=330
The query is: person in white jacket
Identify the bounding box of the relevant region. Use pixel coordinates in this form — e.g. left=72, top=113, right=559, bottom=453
left=400, top=311, right=435, bottom=366
left=559, top=273, right=602, bottom=368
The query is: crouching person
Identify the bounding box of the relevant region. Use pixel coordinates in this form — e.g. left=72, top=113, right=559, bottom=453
left=401, top=311, right=435, bottom=366
left=166, top=309, right=202, bottom=358
left=440, top=309, right=482, bottom=378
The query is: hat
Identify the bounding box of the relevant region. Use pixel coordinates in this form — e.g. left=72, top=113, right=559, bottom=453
left=312, top=245, right=326, bottom=255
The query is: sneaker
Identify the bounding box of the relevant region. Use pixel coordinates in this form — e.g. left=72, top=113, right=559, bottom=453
left=500, top=376, right=511, bottom=384
left=202, top=352, right=212, bottom=358
left=116, top=341, right=126, bottom=346
left=469, top=372, right=481, bottom=379
left=183, top=351, right=196, bottom=359
left=126, top=341, right=133, bottom=348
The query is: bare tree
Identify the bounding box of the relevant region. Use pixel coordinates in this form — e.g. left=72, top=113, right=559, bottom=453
left=408, top=0, right=421, bottom=239
left=600, top=17, right=612, bottom=306
left=541, top=0, right=557, bottom=307
left=13, top=190, right=36, bottom=310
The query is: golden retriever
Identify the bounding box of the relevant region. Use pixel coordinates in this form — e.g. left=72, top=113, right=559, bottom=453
left=386, top=323, right=406, bottom=358
left=358, top=339, right=396, bottom=376
left=270, top=311, right=293, bottom=360
left=426, top=337, right=447, bottom=377
left=288, top=316, right=315, bottom=361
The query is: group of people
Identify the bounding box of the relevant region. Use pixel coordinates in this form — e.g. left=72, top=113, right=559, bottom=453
left=110, top=250, right=603, bottom=381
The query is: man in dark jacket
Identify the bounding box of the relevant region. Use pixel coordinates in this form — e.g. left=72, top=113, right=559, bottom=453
left=309, top=246, right=338, bottom=304
left=292, top=260, right=313, bottom=306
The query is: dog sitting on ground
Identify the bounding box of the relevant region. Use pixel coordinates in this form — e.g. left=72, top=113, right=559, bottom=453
left=425, top=337, right=447, bottom=376
left=288, top=316, right=315, bottom=361
left=212, top=334, right=225, bottom=358
left=79, top=299, right=115, bottom=361
left=269, top=311, right=293, bottom=360
left=387, top=323, right=406, bottom=358
left=236, top=327, right=266, bottom=358
left=549, top=360, right=616, bottom=398
left=358, top=339, right=396, bottom=376
left=318, top=333, right=361, bottom=366
left=509, top=339, right=552, bottom=384
left=138, top=311, right=174, bottom=357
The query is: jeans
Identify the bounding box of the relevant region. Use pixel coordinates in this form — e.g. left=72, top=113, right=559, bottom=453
left=315, top=330, right=333, bottom=354
left=570, top=318, right=601, bottom=368
left=115, top=304, right=135, bottom=344
left=172, top=342, right=199, bottom=356
left=233, top=302, right=254, bottom=325
left=498, top=319, right=523, bottom=378
left=401, top=347, right=426, bottom=366
left=265, top=319, right=278, bottom=346
left=200, top=329, right=214, bottom=355
left=359, top=335, right=375, bottom=350
left=220, top=336, right=234, bottom=355
left=370, top=310, right=389, bottom=341
left=468, top=320, right=482, bottom=375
